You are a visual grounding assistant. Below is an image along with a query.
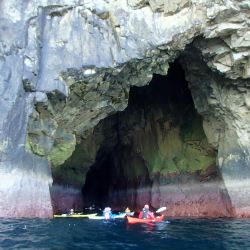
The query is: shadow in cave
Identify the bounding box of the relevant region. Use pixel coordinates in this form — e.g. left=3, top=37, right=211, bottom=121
left=81, top=61, right=216, bottom=210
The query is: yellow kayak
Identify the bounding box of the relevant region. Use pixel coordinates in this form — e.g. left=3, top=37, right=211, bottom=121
left=54, top=213, right=97, bottom=218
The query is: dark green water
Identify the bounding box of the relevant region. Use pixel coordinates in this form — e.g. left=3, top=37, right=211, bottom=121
left=1, top=218, right=250, bottom=249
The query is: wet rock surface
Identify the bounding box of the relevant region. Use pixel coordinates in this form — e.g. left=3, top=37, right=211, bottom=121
left=0, top=0, right=249, bottom=217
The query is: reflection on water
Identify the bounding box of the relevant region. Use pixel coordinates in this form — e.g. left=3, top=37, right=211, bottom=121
left=0, top=218, right=250, bottom=249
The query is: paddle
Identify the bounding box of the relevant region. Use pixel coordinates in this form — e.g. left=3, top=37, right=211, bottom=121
left=155, top=207, right=167, bottom=213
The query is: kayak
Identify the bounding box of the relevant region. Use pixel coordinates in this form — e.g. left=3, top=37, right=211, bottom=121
left=113, top=212, right=134, bottom=218
left=54, top=213, right=97, bottom=218
left=88, top=212, right=134, bottom=220
left=127, top=215, right=164, bottom=224
left=87, top=215, right=106, bottom=220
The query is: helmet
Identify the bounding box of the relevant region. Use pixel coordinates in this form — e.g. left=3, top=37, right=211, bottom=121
left=144, top=204, right=149, bottom=209
left=104, top=207, right=111, bottom=212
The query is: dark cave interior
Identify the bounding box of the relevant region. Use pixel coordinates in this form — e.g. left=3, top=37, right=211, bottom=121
left=52, top=61, right=217, bottom=211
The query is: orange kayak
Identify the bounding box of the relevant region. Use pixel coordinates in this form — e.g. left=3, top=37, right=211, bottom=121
left=127, top=215, right=164, bottom=224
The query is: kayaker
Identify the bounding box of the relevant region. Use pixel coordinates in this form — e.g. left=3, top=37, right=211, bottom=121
left=89, top=204, right=95, bottom=210
left=103, top=207, right=112, bottom=220
left=138, top=204, right=155, bottom=219
left=125, top=207, right=131, bottom=213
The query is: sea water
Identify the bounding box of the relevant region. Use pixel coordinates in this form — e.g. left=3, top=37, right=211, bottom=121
left=1, top=218, right=250, bottom=249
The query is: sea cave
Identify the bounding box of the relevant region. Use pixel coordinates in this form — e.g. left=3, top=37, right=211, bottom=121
left=50, top=61, right=232, bottom=217
left=1, top=1, right=250, bottom=220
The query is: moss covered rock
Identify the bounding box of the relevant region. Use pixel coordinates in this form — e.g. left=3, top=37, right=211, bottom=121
left=48, top=130, right=76, bottom=166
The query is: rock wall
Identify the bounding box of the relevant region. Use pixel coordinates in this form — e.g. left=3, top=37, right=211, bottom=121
left=0, top=16, right=52, bottom=217
left=0, top=0, right=249, bottom=217
left=181, top=43, right=250, bottom=217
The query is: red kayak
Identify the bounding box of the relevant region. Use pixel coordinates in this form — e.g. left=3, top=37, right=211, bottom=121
left=127, top=215, right=164, bottom=224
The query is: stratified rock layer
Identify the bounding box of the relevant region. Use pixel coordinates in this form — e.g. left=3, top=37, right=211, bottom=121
left=0, top=0, right=249, bottom=217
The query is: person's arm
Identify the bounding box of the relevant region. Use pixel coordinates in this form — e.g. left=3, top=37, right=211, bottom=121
left=148, top=212, right=155, bottom=219
left=138, top=211, right=143, bottom=219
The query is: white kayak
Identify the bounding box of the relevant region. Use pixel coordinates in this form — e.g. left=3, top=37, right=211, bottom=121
left=54, top=213, right=97, bottom=218
left=88, top=212, right=134, bottom=220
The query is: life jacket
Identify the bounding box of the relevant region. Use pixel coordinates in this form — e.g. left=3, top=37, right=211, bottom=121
left=103, top=207, right=112, bottom=219
left=142, top=208, right=149, bottom=219
left=139, top=208, right=155, bottom=219
left=104, top=212, right=112, bottom=219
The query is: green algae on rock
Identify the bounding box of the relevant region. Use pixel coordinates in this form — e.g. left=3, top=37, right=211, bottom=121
left=48, top=131, right=76, bottom=166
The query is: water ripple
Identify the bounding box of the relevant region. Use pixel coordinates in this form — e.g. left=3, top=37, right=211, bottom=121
left=0, top=218, right=250, bottom=249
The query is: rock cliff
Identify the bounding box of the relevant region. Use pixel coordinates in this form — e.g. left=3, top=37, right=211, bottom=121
left=0, top=0, right=249, bottom=217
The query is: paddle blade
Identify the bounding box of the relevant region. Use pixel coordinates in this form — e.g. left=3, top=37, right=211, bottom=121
left=156, top=207, right=167, bottom=213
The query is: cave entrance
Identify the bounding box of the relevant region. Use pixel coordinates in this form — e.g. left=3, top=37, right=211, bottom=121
left=52, top=61, right=219, bottom=214
left=80, top=61, right=217, bottom=210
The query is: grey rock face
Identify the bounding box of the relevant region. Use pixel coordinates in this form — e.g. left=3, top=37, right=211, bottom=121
left=0, top=0, right=249, bottom=217
left=181, top=44, right=250, bottom=217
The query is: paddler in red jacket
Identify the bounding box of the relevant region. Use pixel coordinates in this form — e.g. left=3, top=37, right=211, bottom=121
left=138, top=204, right=155, bottom=219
